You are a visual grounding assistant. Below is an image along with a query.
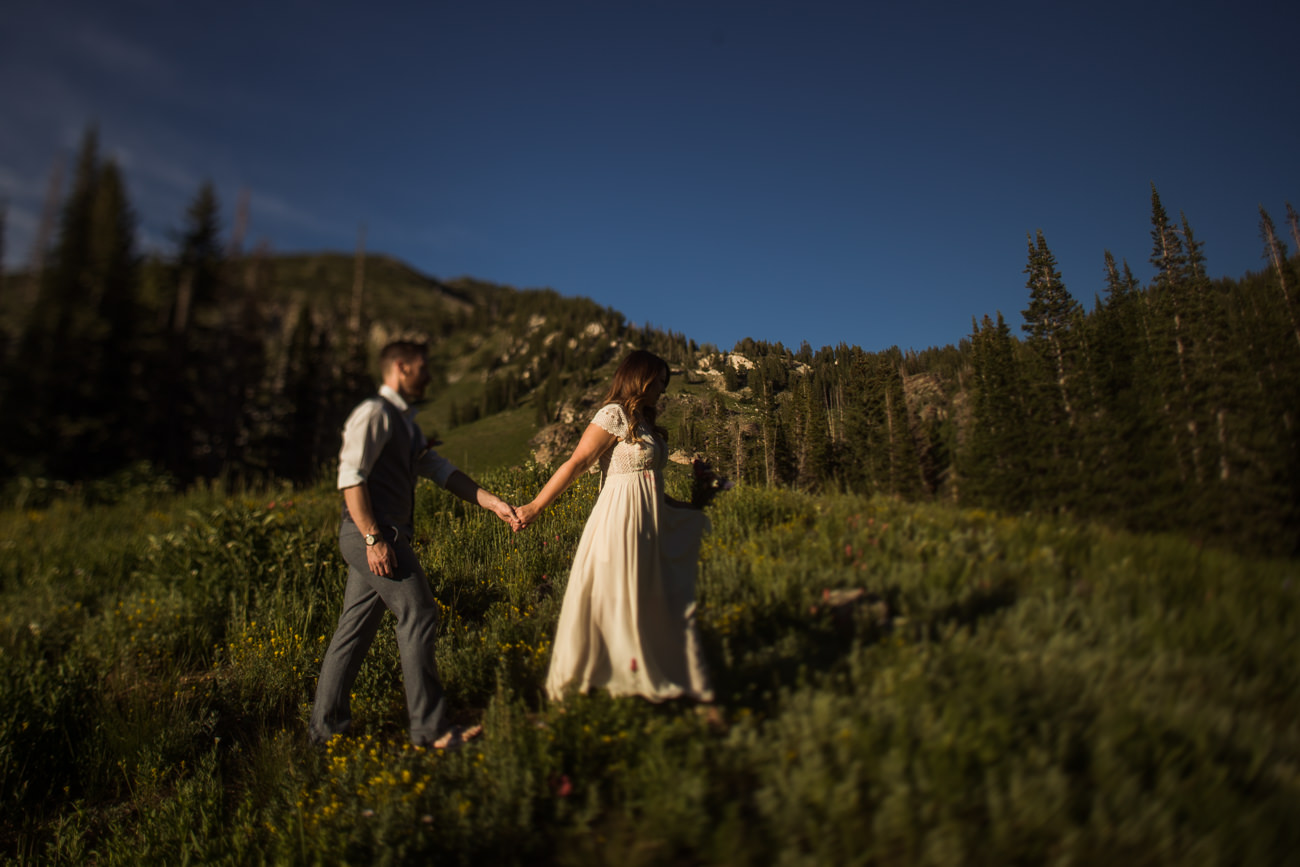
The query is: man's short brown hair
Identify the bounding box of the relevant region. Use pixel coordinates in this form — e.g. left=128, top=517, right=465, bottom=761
left=379, top=340, right=428, bottom=373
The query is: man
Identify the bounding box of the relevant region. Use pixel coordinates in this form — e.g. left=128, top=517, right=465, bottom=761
left=309, top=339, right=520, bottom=748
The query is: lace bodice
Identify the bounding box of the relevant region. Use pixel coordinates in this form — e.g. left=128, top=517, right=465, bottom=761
left=592, top=403, right=664, bottom=478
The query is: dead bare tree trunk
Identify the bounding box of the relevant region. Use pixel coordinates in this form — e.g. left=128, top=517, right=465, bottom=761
left=0, top=196, right=7, bottom=306
left=1216, top=409, right=1230, bottom=481
left=1261, top=206, right=1300, bottom=351
left=760, top=377, right=774, bottom=487
left=732, top=417, right=745, bottom=482
left=350, top=223, right=367, bottom=344
left=172, top=273, right=194, bottom=335
left=227, top=187, right=250, bottom=262
left=26, top=158, right=64, bottom=306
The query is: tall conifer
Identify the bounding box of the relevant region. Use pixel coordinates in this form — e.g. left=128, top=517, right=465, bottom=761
left=1019, top=231, right=1083, bottom=506
left=1021, top=230, right=1081, bottom=426
left=962, top=313, right=1030, bottom=510
left=1147, top=186, right=1204, bottom=483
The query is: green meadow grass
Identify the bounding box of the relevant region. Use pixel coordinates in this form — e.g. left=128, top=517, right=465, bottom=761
left=421, top=405, right=539, bottom=478
left=1, top=467, right=1297, bottom=865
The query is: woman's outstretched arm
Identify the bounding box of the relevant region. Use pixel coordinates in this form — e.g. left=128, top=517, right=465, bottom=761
left=517, top=423, right=617, bottom=526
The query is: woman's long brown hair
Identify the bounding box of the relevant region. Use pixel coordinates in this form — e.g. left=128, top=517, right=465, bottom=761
left=600, top=350, right=670, bottom=444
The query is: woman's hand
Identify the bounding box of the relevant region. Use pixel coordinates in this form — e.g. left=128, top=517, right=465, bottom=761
left=517, top=423, right=616, bottom=528
left=516, top=501, right=540, bottom=528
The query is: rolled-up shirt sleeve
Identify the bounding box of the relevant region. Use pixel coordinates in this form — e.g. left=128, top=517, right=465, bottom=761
left=337, top=399, right=390, bottom=489
left=414, top=434, right=458, bottom=487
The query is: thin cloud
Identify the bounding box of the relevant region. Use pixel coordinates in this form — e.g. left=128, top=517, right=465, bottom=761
left=0, top=165, right=49, bottom=202
left=70, top=21, right=172, bottom=83
left=1, top=201, right=43, bottom=269
left=3, top=203, right=38, bottom=234
left=115, top=147, right=205, bottom=198
left=249, top=191, right=353, bottom=241
left=135, top=225, right=171, bottom=257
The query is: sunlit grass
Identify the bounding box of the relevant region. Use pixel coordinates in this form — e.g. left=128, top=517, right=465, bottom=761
left=2, top=468, right=1297, bottom=864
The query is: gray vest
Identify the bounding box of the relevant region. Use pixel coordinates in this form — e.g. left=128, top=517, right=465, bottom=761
left=343, top=396, right=419, bottom=536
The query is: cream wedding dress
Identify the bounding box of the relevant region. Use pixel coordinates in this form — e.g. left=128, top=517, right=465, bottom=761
left=544, top=403, right=714, bottom=703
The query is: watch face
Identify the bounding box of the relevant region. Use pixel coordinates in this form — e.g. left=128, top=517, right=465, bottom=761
left=365, top=533, right=377, bottom=545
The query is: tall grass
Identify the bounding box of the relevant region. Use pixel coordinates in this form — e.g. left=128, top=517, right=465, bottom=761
left=1, top=466, right=1296, bottom=864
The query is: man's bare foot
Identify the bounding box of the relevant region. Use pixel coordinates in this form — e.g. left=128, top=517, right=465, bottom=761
left=433, top=723, right=484, bottom=750
left=696, top=704, right=726, bottom=732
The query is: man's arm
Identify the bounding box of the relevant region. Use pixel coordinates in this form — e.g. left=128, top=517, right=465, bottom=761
left=443, top=470, right=522, bottom=530
left=342, top=484, right=398, bottom=577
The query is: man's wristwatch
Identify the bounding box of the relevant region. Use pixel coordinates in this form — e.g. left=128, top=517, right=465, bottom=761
left=364, top=532, right=380, bottom=546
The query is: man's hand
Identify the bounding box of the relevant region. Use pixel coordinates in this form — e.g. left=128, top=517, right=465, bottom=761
left=449, top=472, right=525, bottom=532
left=488, top=497, right=524, bottom=532
left=366, top=538, right=397, bottom=577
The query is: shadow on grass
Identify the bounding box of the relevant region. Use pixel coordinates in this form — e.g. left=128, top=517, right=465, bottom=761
left=707, top=579, right=1021, bottom=714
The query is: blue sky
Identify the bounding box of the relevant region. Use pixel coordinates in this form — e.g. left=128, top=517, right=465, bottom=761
left=2, top=0, right=1297, bottom=354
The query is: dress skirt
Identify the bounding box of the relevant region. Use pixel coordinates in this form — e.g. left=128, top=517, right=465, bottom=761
left=545, top=468, right=713, bottom=702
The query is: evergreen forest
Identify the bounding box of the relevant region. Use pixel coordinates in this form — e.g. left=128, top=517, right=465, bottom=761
left=1, top=127, right=1297, bottom=558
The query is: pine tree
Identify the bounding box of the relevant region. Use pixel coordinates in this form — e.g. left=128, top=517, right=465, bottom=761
left=1102, top=250, right=1138, bottom=304
left=723, top=358, right=741, bottom=391
left=26, top=127, right=100, bottom=372
left=1147, top=186, right=1204, bottom=484
left=1021, top=230, right=1081, bottom=432
left=275, top=304, right=332, bottom=481
left=6, top=129, right=100, bottom=474
left=882, top=348, right=923, bottom=498
left=1017, top=231, right=1086, bottom=508
left=1149, top=185, right=1187, bottom=291
left=0, top=130, right=149, bottom=477
left=961, top=313, right=1030, bottom=510
left=792, top=373, right=832, bottom=489
left=1086, top=251, right=1153, bottom=516
left=177, top=181, right=223, bottom=315
left=82, top=159, right=140, bottom=471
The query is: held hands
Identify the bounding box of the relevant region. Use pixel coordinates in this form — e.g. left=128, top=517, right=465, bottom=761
left=487, top=496, right=525, bottom=532
left=514, top=501, right=540, bottom=530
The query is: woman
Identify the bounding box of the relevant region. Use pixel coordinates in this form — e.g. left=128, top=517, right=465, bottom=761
left=517, top=350, right=714, bottom=704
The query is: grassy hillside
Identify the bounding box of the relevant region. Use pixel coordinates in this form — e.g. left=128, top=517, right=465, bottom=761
left=2, top=470, right=1296, bottom=864
left=426, top=405, right=539, bottom=476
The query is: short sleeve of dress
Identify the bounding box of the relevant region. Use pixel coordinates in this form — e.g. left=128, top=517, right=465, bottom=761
left=591, top=403, right=628, bottom=438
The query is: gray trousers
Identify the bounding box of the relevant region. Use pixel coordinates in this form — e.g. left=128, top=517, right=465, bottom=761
left=309, top=523, right=446, bottom=746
